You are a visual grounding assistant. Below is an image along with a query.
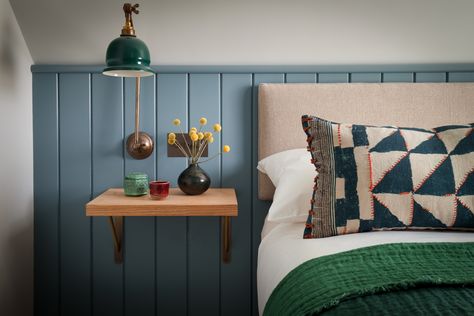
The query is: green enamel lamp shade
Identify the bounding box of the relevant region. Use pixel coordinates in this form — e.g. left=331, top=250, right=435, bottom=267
left=103, top=36, right=154, bottom=77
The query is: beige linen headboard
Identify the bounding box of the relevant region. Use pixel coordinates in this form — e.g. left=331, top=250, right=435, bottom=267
left=258, top=83, right=474, bottom=200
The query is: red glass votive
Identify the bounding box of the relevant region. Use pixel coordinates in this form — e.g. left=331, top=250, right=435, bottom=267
left=149, top=181, right=170, bottom=200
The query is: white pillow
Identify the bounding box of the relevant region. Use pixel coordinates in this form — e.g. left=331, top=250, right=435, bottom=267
left=257, top=149, right=316, bottom=222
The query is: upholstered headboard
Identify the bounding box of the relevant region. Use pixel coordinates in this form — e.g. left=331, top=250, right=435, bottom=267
left=258, top=83, right=474, bottom=200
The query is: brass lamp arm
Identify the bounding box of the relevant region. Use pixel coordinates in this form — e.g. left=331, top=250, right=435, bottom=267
left=134, top=77, right=140, bottom=144
left=125, top=76, right=153, bottom=160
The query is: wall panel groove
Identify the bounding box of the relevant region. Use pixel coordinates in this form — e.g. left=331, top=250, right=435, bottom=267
left=59, top=73, right=91, bottom=316
left=34, top=73, right=60, bottom=316
left=249, top=72, right=255, bottom=316
left=155, top=74, right=188, bottom=316
left=91, top=74, right=124, bottom=316
left=221, top=73, right=253, bottom=316
left=251, top=73, right=284, bottom=316
left=188, top=74, right=221, bottom=316
left=33, top=66, right=474, bottom=316
left=124, top=76, right=156, bottom=316
left=89, top=73, right=94, bottom=316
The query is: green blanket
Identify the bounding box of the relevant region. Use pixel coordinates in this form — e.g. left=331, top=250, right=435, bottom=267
left=263, top=242, right=474, bottom=316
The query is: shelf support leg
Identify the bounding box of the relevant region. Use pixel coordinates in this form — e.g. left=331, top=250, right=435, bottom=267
left=108, top=216, right=123, bottom=264
left=222, top=216, right=231, bottom=263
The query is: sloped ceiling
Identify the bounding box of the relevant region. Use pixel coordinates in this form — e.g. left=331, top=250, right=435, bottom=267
left=9, top=0, right=474, bottom=65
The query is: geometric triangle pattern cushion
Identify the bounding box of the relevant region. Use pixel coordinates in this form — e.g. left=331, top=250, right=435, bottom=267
left=302, top=115, right=474, bottom=238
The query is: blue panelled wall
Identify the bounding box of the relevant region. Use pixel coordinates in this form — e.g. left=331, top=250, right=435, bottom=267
left=32, top=65, right=474, bottom=316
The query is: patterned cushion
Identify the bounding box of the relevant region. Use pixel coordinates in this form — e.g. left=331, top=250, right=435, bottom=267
left=302, top=115, right=474, bottom=238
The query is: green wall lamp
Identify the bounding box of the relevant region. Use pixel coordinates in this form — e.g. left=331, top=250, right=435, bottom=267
left=103, top=3, right=154, bottom=160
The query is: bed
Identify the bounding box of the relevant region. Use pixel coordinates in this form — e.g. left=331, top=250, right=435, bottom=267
left=256, top=83, right=474, bottom=315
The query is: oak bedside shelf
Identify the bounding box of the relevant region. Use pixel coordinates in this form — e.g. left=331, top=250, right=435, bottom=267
left=86, top=188, right=238, bottom=264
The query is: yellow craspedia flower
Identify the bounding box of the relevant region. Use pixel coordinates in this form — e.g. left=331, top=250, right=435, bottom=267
left=199, top=117, right=207, bottom=125
left=190, top=133, right=199, bottom=142
left=190, top=127, right=197, bottom=132
left=213, top=123, right=222, bottom=132
left=168, top=133, right=176, bottom=139
left=198, top=132, right=204, bottom=140
left=189, top=130, right=197, bottom=137
left=223, top=145, right=231, bottom=153
left=173, top=118, right=181, bottom=126
left=204, top=132, right=213, bottom=139
left=168, top=137, right=176, bottom=145
left=208, top=136, right=214, bottom=144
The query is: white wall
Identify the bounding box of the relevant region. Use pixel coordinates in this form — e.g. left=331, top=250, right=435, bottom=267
left=10, top=0, right=474, bottom=65
left=0, top=1, right=33, bottom=315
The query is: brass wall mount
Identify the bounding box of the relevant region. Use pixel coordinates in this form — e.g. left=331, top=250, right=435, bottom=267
left=126, top=131, right=154, bottom=159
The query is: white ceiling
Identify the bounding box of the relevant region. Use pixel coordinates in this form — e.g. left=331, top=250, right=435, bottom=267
left=9, top=0, right=474, bottom=65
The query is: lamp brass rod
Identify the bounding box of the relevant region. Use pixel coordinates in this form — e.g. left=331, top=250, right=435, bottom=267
left=134, top=76, right=141, bottom=144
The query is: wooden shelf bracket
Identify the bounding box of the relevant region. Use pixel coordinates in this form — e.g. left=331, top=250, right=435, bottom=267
left=222, top=216, right=231, bottom=263
left=108, top=216, right=124, bottom=264
left=106, top=215, right=232, bottom=265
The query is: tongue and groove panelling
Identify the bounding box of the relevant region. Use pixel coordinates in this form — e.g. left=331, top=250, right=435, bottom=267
left=32, top=66, right=474, bottom=316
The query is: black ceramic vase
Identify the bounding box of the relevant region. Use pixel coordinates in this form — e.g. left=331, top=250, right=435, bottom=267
left=178, top=163, right=211, bottom=195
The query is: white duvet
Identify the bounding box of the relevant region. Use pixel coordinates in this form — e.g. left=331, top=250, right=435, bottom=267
left=257, top=221, right=474, bottom=315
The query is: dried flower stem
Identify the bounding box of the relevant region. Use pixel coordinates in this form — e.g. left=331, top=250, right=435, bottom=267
left=178, top=127, right=192, bottom=156
left=174, top=141, right=188, bottom=157
left=198, top=152, right=221, bottom=164
left=196, top=139, right=205, bottom=155
left=195, top=140, right=210, bottom=162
